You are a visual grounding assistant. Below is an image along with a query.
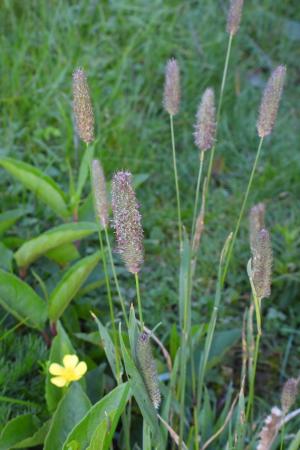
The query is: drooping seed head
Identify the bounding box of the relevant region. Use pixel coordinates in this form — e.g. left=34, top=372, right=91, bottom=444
left=163, top=58, right=180, bottom=116
left=136, top=331, right=161, bottom=409
left=257, top=406, right=283, bottom=450
left=92, top=159, right=109, bottom=228
left=281, top=378, right=299, bottom=414
left=227, top=0, right=244, bottom=36
left=72, top=68, right=95, bottom=144
left=111, top=171, right=144, bottom=274
left=249, top=203, right=266, bottom=253
left=251, top=228, right=272, bottom=300
left=194, top=88, right=216, bottom=151
left=257, top=65, right=286, bottom=138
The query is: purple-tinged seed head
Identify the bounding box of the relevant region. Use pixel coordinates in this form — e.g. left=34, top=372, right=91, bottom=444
left=72, top=68, right=94, bottom=144
left=257, top=65, right=286, bottom=138
left=251, top=228, right=272, bottom=300
left=281, top=378, right=299, bottom=414
left=249, top=202, right=266, bottom=253
left=136, top=331, right=161, bottom=409
left=194, top=88, right=216, bottom=152
left=111, top=171, right=144, bottom=274
left=226, top=0, right=244, bottom=36
left=163, top=58, right=180, bottom=116
left=92, top=159, right=109, bottom=229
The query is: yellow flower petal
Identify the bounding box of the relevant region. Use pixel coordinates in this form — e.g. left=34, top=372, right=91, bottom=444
left=74, top=361, right=87, bottom=379
left=50, top=376, right=67, bottom=387
left=63, top=354, right=79, bottom=369
left=49, top=363, right=64, bottom=376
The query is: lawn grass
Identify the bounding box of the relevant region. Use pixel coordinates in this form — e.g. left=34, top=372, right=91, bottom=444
left=1, top=0, right=300, bottom=432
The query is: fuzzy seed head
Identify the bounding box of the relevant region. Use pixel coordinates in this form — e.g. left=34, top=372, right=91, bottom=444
left=72, top=68, right=94, bottom=144
left=227, top=0, right=244, bottom=35
left=163, top=58, right=180, bottom=116
left=251, top=228, right=272, bottom=300
left=249, top=203, right=266, bottom=253
left=136, top=331, right=161, bottom=409
left=111, top=171, right=144, bottom=274
left=257, top=406, right=283, bottom=450
left=92, top=159, right=109, bottom=228
left=281, top=378, right=298, bottom=414
left=194, top=88, right=216, bottom=151
left=257, top=65, right=286, bottom=138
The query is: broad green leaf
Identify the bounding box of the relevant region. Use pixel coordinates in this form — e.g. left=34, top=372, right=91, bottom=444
left=45, top=322, right=74, bottom=412
left=288, top=429, right=300, bottom=450
left=0, top=157, right=69, bottom=218
left=46, top=243, right=80, bottom=265
left=44, top=383, right=91, bottom=450
left=12, top=420, right=51, bottom=448
left=0, top=209, right=24, bottom=235
left=48, top=252, right=100, bottom=321
left=14, top=222, right=97, bottom=268
left=119, top=328, right=164, bottom=448
left=92, top=313, right=117, bottom=380
left=62, top=383, right=130, bottom=450
left=0, top=243, right=13, bottom=271
left=0, top=414, right=40, bottom=450
left=0, top=269, right=47, bottom=330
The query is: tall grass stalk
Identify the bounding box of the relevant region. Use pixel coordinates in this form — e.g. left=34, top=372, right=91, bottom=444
left=191, top=151, right=205, bottom=239
left=170, top=114, right=183, bottom=248
left=196, top=234, right=232, bottom=435
left=205, top=33, right=233, bottom=191
left=134, top=272, right=144, bottom=330
left=221, top=136, right=264, bottom=284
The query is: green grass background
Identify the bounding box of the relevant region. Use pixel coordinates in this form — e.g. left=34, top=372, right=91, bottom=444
left=1, top=0, right=300, bottom=424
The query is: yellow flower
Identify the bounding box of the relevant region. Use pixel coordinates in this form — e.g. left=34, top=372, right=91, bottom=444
left=49, top=354, right=87, bottom=387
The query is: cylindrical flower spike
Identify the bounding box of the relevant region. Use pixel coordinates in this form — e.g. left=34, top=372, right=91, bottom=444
left=136, top=331, right=161, bottom=409
left=194, top=88, right=216, bottom=152
left=72, top=68, right=95, bottom=144
left=227, top=0, right=244, bottom=36
left=251, top=228, right=272, bottom=300
left=249, top=202, right=265, bottom=253
left=92, top=159, right=109, bottom=228
left=281, top=378, right=299, bottom=414
left=111, top=171, right=144, bottom=274
left=257, top=65, right=286, bottom=138
left=163, top=58, right=180, bottom=116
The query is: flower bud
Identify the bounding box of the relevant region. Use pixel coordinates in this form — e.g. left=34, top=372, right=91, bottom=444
left=227, top=0, right=244, bottom=36
left=92, top=159, right=109, bottom=228
left=194, top=88, right=216, bottom=151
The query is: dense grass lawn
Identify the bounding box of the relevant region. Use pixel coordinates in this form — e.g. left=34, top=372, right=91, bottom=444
left=0, top=0, right=299, bottom=442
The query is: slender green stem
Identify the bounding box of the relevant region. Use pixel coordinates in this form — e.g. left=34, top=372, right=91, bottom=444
left=246, top=330, right=261, bottom=421
left=170, top=114, right=183, bottom=249
left=222, top=136, right=264, bottom=285
left=191, top=151, right=205, bottom=240
left=0, top=395, right=39, bottom=408
left=134, top=272, right=144, bottom=329
left=206, top=33, right=233, bottom=192
left=103, top=226, right=129, bottom=329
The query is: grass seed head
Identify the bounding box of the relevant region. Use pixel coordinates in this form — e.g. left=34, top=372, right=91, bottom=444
left=257, top=65, right=286, bottom=138
left=136, top=331, right=161, bottom=409
left=227, top=0, right=244, bottom=36
left=72, top=68, right=95, bottom=144
left=251, top=228, right=272, bottom=300
left=194, top=88, right=216, bottom=151
left=281, top=378, right=299, bottom=414
left=111, top=171, right=144, bottom=274
left=92, top=159, right=109, bottom=228
left=257, top=406, right=283, bottom=450
left=163, top=58, right=180, bottom=116
left=249, top=203, right=266, bottom=253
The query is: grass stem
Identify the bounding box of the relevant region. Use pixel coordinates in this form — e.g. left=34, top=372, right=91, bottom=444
left=134, top=272, right=144, bottom=329
left=191, top=151, right=205, bottom=239
left=170, top=114, right=183, bottom=249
